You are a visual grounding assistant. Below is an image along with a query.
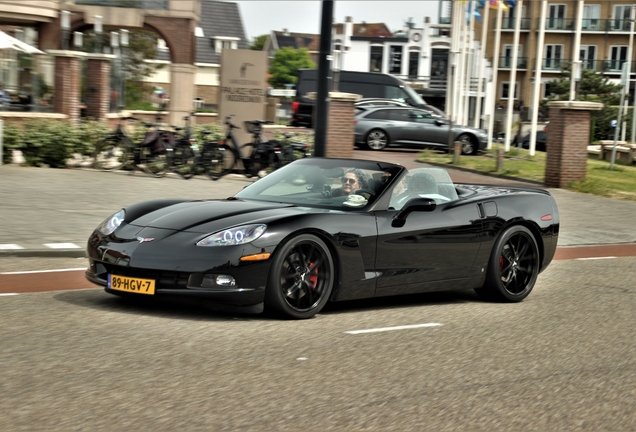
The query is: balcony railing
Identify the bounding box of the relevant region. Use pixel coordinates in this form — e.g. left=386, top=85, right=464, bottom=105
left=75, top=0, right=168, bottom=9
left=542, top=18, right=635, bottom=32
left=498, top=56, right=529, bottom=69
left=539, top=58, right=636, bottom=73
left=501, top=18, right=532, bottom=30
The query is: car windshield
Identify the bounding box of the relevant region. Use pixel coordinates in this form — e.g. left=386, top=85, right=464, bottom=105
left=389, top=167, right=459, bottom=210
left=234, top=158, right=404, bottom=210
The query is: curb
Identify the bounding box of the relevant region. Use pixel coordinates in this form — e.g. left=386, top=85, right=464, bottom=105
left=0, top=249, right=87, bottom=259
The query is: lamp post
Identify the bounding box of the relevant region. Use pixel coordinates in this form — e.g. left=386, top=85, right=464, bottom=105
left=94, top=15, right=103, bottom=53
left=61, top=10, right=70, bottom=50
left=120, top=29, right=128, bottom=111
left=111, top=31, right=119, bottom=112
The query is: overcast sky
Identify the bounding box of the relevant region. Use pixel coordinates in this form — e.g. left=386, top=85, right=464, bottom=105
left=232, top=1, right=441, bottom=41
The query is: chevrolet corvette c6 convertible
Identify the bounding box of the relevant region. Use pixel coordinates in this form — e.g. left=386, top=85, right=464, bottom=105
left=85, top=158, right=559, bottom=319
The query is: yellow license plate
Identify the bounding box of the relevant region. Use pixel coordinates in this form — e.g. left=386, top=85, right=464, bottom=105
left=108, top=274, right=155, bottom=295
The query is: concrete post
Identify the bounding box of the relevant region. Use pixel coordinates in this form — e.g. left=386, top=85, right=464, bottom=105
left=544, top=101, right=603, bottom=188
left=169, top=63, right=196, bottom=126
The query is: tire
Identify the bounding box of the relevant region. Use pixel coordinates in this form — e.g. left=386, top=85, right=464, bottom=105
left=139, top=145, right=170, bottom=178
left=172, top=143, right=197, bottom=179
left=475, top=225, right=539, bottom=302
left=366, top=129, right=388, bottom=150
left=458, top=134, right=476, bottom=155
left=204, top=144, right=234, bottom=180
left=265, top=234, right=335, bottom=319
left=93, top=136, right=130, bottom=171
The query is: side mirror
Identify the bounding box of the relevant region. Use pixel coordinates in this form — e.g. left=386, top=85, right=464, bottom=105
left=392, top=198, right=436, bottom=227
left=435, top=119, right=447, bottom=126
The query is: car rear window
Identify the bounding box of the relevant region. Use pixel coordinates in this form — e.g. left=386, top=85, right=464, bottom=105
left=365, top=109, right=388, bottom=120
left=387, top=110, right=410, bottom=121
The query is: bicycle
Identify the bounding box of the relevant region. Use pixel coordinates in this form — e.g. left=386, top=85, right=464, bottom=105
left=207, top=115, right=279, bottom=180
left=170, top=112, right=200, bottom=179
left=92, top=115, right=173, bottom=177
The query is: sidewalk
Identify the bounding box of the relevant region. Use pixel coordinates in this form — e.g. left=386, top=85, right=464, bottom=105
left=1, top=162, right=636, bottom=258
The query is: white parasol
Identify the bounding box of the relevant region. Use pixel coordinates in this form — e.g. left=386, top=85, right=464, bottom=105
left=0, top=30, right=44, bottom=54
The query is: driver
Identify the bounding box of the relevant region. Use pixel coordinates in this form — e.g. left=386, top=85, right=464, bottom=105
left=332, top=168, right=370, bottom=197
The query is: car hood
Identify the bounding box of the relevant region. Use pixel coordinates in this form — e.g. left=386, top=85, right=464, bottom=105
left=126, top=199, right=317, bottom=233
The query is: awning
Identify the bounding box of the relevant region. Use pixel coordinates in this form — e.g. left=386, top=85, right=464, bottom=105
left=0, top=30, right=44, bottom=54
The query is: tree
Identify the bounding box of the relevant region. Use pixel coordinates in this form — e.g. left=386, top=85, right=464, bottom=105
left=250, top=34, right=268, bottom=51
left=268, top=47, right=316, bottom=88
left=540, top=68, right=627, bottom=141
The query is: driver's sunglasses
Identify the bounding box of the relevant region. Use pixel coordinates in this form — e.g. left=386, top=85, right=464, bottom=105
left=341, top=177, right=358, bottom=185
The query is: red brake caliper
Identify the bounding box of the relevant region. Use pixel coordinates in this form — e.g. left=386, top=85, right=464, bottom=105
left=499, top=255, right=504, bottom=274
left=308, top=262, right=318, bottom=289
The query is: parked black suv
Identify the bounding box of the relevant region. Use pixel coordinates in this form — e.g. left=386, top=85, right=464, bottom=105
left=291, top=69, right=445, bottom=128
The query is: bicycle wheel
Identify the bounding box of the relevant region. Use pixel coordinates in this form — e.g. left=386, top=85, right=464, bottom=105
left=92, top=136, right=131, bottom=171
left=172, top=142, right=197, bottom=179
left=139, top=145, right=170, bottom=178
left=203, top=144, right=234, bottom=180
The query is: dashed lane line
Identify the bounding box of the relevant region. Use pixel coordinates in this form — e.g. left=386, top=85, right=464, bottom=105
left=345, top=323, right=442, bottom=335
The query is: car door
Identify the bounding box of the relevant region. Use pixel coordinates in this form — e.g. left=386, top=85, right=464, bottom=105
left=374, top=200, right=483, bottom=296
left=385, top=109, right=413, bottom=143
left=410, top=109, right=449, bottom=146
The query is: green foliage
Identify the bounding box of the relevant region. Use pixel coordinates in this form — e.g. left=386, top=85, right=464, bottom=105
left=75, top=120, right=111, bottom=156
left=250, top=34, right=269, bottom=51
left=1, top=122, right=23, bottom=164
left=268, top=48, right=316, bottom=88
left=19, top=120, right=77, bottom=168
left=541, top=68, right=627, bottom=141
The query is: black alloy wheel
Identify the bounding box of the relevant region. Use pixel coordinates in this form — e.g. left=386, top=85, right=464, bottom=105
left=366, top=129, right=389, bottom=150
left=458, top=134, right=476, bottom=155
left=266, top=234, right=335, bottom=319
left=476, top=225, right=539, bottom=302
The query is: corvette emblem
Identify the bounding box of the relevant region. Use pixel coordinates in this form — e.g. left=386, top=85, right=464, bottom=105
left=137, top=237, right=155, bottom=243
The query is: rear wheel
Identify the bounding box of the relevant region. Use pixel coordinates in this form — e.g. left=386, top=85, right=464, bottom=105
left=458, top=134, right=476, bottom=155
left=93, top=136, right=130, bottom=170
left=475, top=225, right=539, bottom=302
left=172, top=143, right=197, bottom=179
left=139, top=145, right=170, bottom=177
left=366, top=129, right=388, bottom=150
left=204, top=144, right=234, bottom=180
left=265, top=234, right=335, bottom=319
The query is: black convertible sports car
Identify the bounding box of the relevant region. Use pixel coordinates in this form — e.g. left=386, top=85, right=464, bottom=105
left=86, top=158, right=560, bottom=319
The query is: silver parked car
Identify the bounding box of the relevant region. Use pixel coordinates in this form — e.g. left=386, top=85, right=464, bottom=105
left=354, top=106, right=488, bottom=155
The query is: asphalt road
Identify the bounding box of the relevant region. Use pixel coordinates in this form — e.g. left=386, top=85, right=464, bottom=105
left=1, top=256, right=635, bottom=431
left=2, top=154, right=636, bottom=430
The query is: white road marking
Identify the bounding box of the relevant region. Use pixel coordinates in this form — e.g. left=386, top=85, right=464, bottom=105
left=0, top=244, right=25, bottom=250
left=576, top=256, right=617, bottom=261
left=43, top=243, right=81, bottom=249
left=345, top=323, right=442, bottom=335
left=1, top=268, right=86, bottom=275
left=0, top=293, right=19, bottom=296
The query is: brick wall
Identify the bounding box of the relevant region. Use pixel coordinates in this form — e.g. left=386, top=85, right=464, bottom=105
left=325, top=93, right=360, bottom=158
left=144, top=17, right=195, bottom=64
left=85, top=58, right=111, bottom=120
left=53, top=55, right=81, bottom=124
left=544, top=101, right=603, bottom=188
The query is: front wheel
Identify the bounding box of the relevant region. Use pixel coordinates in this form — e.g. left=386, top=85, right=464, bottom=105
left=366, top=129, right=388, bottom=150
left=139, top=145, right=170, bottom=177
left=93, top=136, right=131, bottom=171
left=265, top=234, right=335, bottom=319
left=475, top=225, right=540, bottom=302
left=172, top=143, right=197, bottom=179
left=458, top=134, right=476, bottom=155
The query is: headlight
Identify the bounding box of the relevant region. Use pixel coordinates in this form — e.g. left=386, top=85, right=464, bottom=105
left=196, top=224, right=267, bottom=247
left=96, top=210, right=125, bottom=235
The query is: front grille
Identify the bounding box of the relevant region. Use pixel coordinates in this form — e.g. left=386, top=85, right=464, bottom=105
left=101, top=263, right=190, bottom=290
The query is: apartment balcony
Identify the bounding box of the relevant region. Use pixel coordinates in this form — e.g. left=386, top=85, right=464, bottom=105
left=498, top=56, right=529, bottom=70
left=501, top=18, right=531, bottom=31
left=541, top=18, right=635, bottom=32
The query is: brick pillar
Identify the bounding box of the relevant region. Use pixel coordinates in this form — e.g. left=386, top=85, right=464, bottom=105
left=49, top=50, right=84, bottom=124
left=544, top=101, right=603, bottom=188
left=86, top=55, right=115, bottom=120
left=325, top=92, right=361, bottom=158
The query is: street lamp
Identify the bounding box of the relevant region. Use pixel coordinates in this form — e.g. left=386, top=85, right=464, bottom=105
left=120, top=29, right=129, bottom=110
left=61, top=10, right=70, bottom=50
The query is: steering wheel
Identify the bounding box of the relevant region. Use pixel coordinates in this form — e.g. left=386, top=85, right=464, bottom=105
left=354, top=188, right=375, bottom=197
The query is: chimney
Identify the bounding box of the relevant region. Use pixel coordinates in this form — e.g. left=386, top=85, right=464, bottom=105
left=283, top=28, right=289, bottom=36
